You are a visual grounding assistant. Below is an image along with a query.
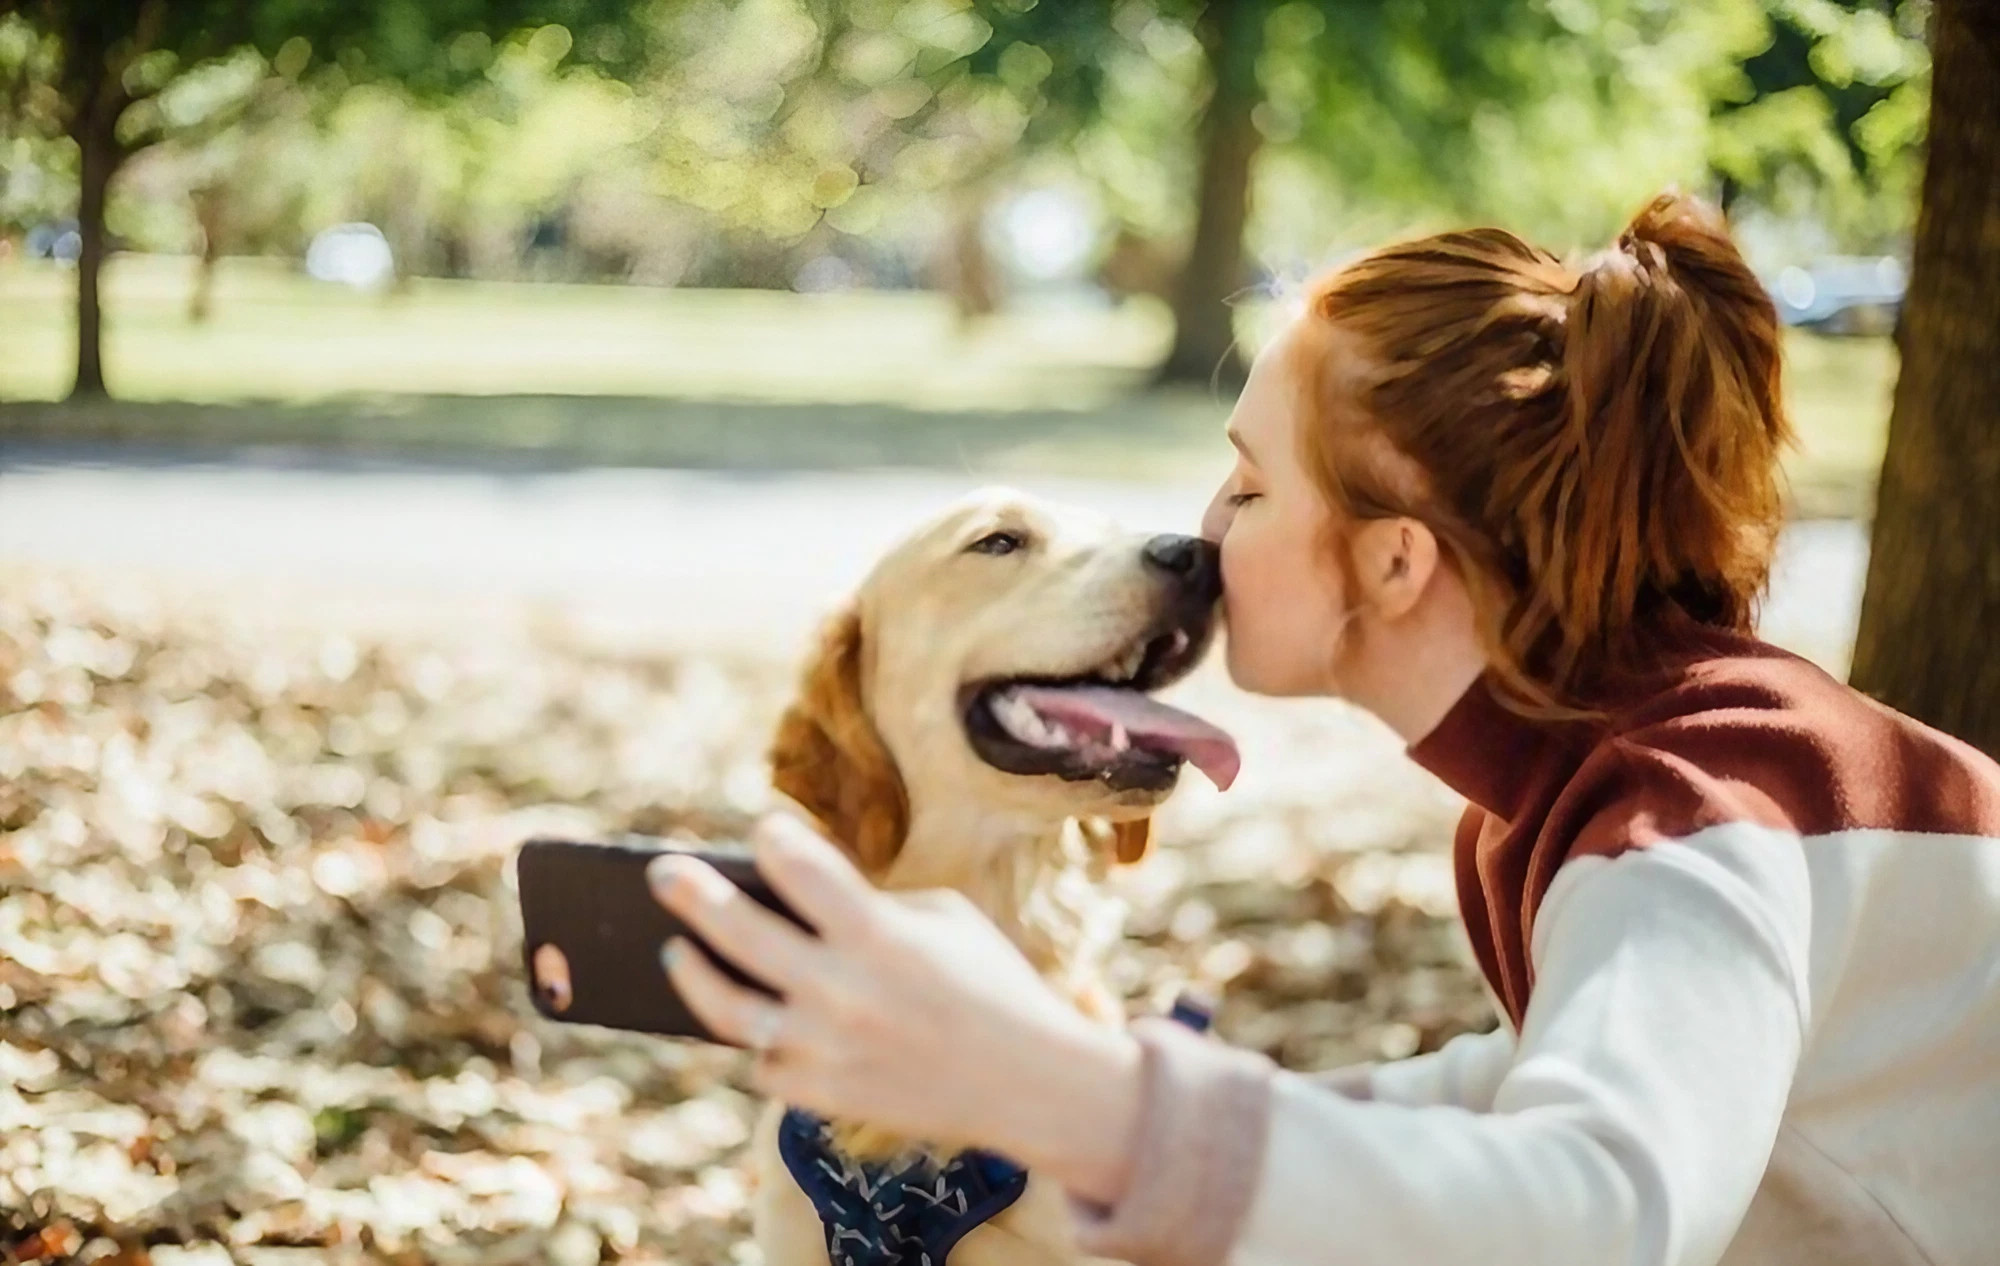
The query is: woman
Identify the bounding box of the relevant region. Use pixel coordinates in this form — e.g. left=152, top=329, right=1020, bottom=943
left=650, top=193, right=2000, bottom=1266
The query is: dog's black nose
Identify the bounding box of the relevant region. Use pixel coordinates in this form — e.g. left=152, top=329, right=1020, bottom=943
left=1143, top=534, right=1221, bottom=599
left=1143, top=534, right=1205, bottom=576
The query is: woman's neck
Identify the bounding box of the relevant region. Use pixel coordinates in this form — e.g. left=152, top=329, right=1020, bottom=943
left=1343, top=579, right=1489, bottom=745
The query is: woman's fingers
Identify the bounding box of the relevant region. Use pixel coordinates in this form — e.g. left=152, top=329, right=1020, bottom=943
left=662, top=936, right=785, bottom=1051
left=750, top=813, right=881, bottom=944
left=649, top=853, right=821, bottom=993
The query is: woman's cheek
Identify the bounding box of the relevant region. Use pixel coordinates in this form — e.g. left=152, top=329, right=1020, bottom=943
left=1216, top=535, right=1248, bottom=625
left=1217, top=543, right=1265, bottom=680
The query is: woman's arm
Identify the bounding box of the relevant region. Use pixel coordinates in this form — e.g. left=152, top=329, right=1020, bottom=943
left=1313, top=1022, right=1516, bottom=1108
left=1071, top=821, right=1813, bottom=1266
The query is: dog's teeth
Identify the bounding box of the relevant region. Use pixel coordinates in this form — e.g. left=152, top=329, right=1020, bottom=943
left=991, top=692, right=1074, bottom=748
left=1109, top=723, right=1129, bottom=752
left=992, top=693, right=1039, bottom=739
left=1110, top=644, right=1145, bottom=682
left=1169, top=629, right=1190, bottom=658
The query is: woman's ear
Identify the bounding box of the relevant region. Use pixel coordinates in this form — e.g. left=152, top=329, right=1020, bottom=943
left=768, top=607, right=909, bottom=876
left=1354, top=517, right=1439, bottom=619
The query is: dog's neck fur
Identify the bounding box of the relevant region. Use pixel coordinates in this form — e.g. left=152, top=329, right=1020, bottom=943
left=881, top=796, right=1119, bottom=990
left=817, top=797, right=1123, bottom=1164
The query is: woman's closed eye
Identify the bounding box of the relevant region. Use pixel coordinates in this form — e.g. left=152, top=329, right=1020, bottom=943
left=1227, top=491, right=1262, bottom=507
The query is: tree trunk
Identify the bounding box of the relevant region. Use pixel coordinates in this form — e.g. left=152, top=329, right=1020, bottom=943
left=1156, top=0, right=1264, bottom=388
left=1848, top=0, right=2000, bottom=757
left=189, top=184, right=224, bottom=324
left=70, top=93, right=123, bottom=399
left=945, top=184, right=1000, bottom=331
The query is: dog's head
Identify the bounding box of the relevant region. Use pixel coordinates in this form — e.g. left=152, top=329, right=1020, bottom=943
left=769, top=488, right=1238, bottom=880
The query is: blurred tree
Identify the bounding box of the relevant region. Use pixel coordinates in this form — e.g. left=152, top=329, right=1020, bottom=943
left=144, top=51, right=309, bottom=322
left=951, top=0, right=1760, bottom=385
left=1710, top=0, right=1931, bottom=248
left=1159, top=0, right=1259, bottom=385
left=1848, top=0, right=2000, bottom=757
left=0, top=0, right=651, bottom=399
left=953, top=0, right=1261, bottom=382
left=0, top=19, right=70, bottom=231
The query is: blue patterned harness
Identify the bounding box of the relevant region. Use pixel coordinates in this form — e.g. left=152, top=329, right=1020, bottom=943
left=776, top=995, right=1214, bottom=1266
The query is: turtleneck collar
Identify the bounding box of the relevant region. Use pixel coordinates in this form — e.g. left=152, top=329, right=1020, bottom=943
left=1405, top=672, right=1586, bottom=821
left=1406, top=607, right=1739, bottom=820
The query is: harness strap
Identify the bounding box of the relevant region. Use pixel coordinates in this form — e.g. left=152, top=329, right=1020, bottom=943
left=778, top=990, right=1216, bottom=1264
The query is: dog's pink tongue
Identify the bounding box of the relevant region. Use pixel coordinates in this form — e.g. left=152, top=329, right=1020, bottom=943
left=1013, top=684, right=1241, bottom=791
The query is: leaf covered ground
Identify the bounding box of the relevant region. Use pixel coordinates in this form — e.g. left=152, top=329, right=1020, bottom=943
left=0, top=568, right=1491, bottom=1265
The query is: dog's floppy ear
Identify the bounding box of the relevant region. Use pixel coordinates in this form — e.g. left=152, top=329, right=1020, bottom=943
left=1080, top=816, right=1154, bottom=866
left=769, top=607, right=909, bottom=875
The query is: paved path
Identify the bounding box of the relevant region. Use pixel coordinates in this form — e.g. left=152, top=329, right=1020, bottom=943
left=0, top=441, right=1869, bottom=667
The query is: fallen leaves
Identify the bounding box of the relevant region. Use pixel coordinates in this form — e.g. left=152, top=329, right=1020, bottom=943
left=1, top=568, right=1491, bottom=1262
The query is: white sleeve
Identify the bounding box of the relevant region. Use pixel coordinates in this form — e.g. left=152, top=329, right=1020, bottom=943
left=1363, top=1024, right=1517, bottom=1110
left=1230, top=823, right=1812, bottom=1266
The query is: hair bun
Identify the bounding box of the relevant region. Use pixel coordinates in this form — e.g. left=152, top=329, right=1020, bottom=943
left=1553, top=187, right=1790, bottom=662
left=1594, top=191, right=1765, bottom=319
left=1570, top=190, right=1780, bottom=369
left=1621, top=190, right=1729, bottom=256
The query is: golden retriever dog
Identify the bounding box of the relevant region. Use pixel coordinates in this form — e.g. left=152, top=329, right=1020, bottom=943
left=748, top=487, right=1238, bottom=1266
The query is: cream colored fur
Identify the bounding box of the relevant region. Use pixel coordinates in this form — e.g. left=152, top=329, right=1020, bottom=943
left=755, top=488, right=1195, bottom=1266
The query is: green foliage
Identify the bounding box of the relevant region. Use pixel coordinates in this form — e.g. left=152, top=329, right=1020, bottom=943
left=1279, top=1, right=1760, bottom=245
left=1, top=0, right=656, bottom=103
left=0, top=0, right=1935, bottom=291
left=957, top=0, right=1926, bottom=259
left=1711, top=0, right=1930, bottom=248
left=896, top=0, right=1740, bottom=258
left=0, top=16, right=71, bottom=225
left=0, top=0, right=662, bottom=172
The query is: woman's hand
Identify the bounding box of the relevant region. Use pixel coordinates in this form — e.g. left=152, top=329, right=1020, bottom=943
left=648, top=813, right=1144, bottom=1203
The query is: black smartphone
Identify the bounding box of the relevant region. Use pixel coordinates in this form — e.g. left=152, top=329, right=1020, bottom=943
left=514, top=835, right=809, bottom=1044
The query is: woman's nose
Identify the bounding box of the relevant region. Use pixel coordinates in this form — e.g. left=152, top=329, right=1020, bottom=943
left=1200, top=490, right=1234, bottom=543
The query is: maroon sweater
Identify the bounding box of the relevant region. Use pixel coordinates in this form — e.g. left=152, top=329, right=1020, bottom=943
left=1411, top=612, right=2000, bottom=1025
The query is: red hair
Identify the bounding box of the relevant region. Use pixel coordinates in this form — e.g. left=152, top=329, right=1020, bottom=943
left=1290, top=192, right=1792, bottom=714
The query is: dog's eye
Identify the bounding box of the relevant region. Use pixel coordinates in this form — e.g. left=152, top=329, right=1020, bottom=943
left=967, top=530, right=1028, bottom=556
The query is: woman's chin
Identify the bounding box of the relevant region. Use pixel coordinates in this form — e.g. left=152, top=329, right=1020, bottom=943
left=1223, top=642, right=1319, bottom=699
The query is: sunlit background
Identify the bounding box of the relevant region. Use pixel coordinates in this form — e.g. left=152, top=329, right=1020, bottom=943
left=0, top=1, right=1931, bottom=1262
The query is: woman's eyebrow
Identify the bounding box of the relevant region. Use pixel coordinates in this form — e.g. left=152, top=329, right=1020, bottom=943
left=1227, top=426, right=1256, bottom=463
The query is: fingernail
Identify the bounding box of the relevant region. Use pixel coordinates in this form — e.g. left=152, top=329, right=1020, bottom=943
left=661, top=939, right=683, bottom=972
left=756, top=813, right=812, bottom=853
left=647, top=855, right=683, bottom=899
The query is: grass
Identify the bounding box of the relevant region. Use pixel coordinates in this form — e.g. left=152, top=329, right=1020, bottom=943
left=0, top=255, right=1182, bottom=408
left=0, top=254, right=1896, bottom=512
left=1778, top=329, right=1897, bottom=516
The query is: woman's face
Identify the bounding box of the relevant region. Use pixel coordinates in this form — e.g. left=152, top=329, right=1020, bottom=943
left=1200, top=321, right=1356, bottom=697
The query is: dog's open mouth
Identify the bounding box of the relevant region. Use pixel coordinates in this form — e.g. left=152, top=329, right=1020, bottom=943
left=959, top=615, right=1240, bottom=794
